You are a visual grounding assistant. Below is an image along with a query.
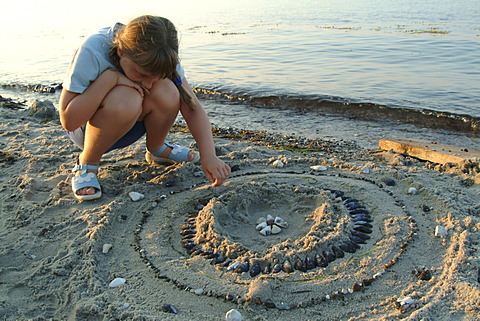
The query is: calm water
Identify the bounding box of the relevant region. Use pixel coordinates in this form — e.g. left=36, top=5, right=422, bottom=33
left=1, top=0, right=479, bottom=137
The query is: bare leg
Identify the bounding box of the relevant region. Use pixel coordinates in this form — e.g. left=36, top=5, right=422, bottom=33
left=76, top=86, right=143, bottom=196
left=141, top=79, right=196, bottom=160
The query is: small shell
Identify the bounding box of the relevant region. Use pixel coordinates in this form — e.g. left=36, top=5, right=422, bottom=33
left=346, top=202, right=365, bottom=210
left=349, top=208, right=369, bottom=215
left=128, top=191, right=145, bottom=202
left=353, top=225, right=372, bottom=234
left=331, top=245, right=345, bottom=258
left=109, top=278, right=126, bottom=288
left=315, top=253, right=328, bottom=267
left=227, top=261, right=240, bottom=271
left=339, top=242, right=357, bottom=253
left=250, top=263, right=262, bottom=277
left=274, top=216, right=288, bottom=228
left=351, top=230, right=370, bottom=240
left=255, top=222, right=268, bottom=231
left=373, top=270, right=385, bottom=278
left=272, top=160, right=284, bottom=168
left=293, top=257, right=306, bottom=272
left=263, top=264, right=272, bottom=274
left=271, top=225, right=282, bottom=235
left=259, top=225, right=272, bottom=236
left=273, top=263, right=283, bottom=273
left=162, top=304, right=178, bottom=314
left=310, top=165, right=327, bottom=171
left=235, top=262, right=250, bottom=273
left=283, top=260, right=294, bottom=273
left=349, top=234, right=366, bottom=245
left=305, top=256, right=316, bottom=270
left=352, top=215, right=373, bottom=223
left=323, top=250, right=335, bottom=263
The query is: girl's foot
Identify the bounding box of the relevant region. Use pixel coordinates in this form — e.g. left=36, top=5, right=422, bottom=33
left=145, top=141, right=200, bottom=164
left=72, top=164, right=102, bottom=201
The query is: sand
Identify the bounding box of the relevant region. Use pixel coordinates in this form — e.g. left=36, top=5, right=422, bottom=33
left=0, top=98, right=479, bottom=321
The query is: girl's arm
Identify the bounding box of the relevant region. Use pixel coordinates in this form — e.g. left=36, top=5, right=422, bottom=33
left=59, top=69, right=144, bottom=131
left=179, top=79, right=231, bottom=186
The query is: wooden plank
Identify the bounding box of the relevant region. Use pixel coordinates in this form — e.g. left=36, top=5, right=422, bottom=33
left=378, top=138, right=480, bottom=164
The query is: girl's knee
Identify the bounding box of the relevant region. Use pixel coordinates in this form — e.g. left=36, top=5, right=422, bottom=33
left=144, top=79, right=180, bottom=114
left=102, top=86, right=143, bottom=118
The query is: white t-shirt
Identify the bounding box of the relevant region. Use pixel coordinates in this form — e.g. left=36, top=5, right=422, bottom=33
left=63, top=23, right=185, bottom=94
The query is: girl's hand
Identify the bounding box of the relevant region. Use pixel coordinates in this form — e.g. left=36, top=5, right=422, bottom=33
left=201, top=155, right=231, bottom=187
left=108, top=70, right=145, bottom=97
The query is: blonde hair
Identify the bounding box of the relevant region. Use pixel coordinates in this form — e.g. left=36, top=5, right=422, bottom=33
left=109, top=15, right=195, bottom=109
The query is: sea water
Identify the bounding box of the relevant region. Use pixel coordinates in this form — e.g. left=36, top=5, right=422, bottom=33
left=0, top=0, right=479, bottom=144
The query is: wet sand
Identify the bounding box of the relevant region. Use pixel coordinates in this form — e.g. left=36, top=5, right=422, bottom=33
left=0, top=98, right=479, bottom=320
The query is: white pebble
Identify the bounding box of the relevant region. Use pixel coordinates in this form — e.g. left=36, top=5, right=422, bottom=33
left=435, top=225, right=448, bottom=238
left=102, top=243, right=113, bottom=254
left=129, top=191, right=144, bottom=202
left=109, top=278, right=126, bottom=288
left=360, top=166, right=372, bottom=174
left=272, top=160, right=284, bottom=168
left=373, top=270, right=385, bottom=278
left=397, top=296, right=415, bottom=306
left=310, top=165, right=327, bottom=171
left=194, top=288, right=204, bottom=295
left=194, top=171, right=203, bottom=177
left=396, top=296, right=416, bottom=311
left=255, top=221, right=267, bottom=231
left=271, top=225, right=282, bottom=234
left=256, top=217, right=266, bottom=224
left=274, top=216, right=288, bottom=228
left=259, top=225, right=272, bottom=236
left=225, top=309, right=242, bottom=321
left=266, top=214, right=275, bottom=224
left=408, top=187, right=419, bottom=195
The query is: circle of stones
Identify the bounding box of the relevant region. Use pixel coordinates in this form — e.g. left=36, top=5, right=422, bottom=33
left=132, top=170, right=417, bottom=310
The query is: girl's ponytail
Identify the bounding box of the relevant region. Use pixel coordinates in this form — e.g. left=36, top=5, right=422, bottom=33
left=170, top=70, right=196, bottom=110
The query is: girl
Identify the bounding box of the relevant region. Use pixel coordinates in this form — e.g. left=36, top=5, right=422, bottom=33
left=59, top=15, right=231, bottom=201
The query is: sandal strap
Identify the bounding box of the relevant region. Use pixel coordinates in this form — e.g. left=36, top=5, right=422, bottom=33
left=148, top=141, right=173, bottom=157
left=72, top=164, right=99, bottom=173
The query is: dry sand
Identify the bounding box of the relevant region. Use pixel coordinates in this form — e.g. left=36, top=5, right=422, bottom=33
left=0, top=99, right=479, bottom=321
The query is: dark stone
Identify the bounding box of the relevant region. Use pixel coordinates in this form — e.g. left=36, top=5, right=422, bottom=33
left=162, top=304, right=178, bottom=314
left=294, top=257, right=307, bottom=272
left=383, top=178, right=396, bottom=186
left=250, top=263, right=262, bottom=277
left=315, top=253, right=328, bottom=267
left=350, top=209, right=370, bottom=215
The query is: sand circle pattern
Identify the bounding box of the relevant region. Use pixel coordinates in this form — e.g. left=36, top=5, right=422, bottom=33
left=139, top=172, right=414, bottom=308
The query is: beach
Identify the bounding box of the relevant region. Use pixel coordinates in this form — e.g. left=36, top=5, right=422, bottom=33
left=1, top=98, right=479, bottom=320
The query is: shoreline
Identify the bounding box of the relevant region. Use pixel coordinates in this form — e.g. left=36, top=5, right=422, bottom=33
left=0, top=98, right=479, bottom=320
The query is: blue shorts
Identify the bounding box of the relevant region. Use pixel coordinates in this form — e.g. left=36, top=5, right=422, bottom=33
left=67, top=121, right=146, bottom=152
